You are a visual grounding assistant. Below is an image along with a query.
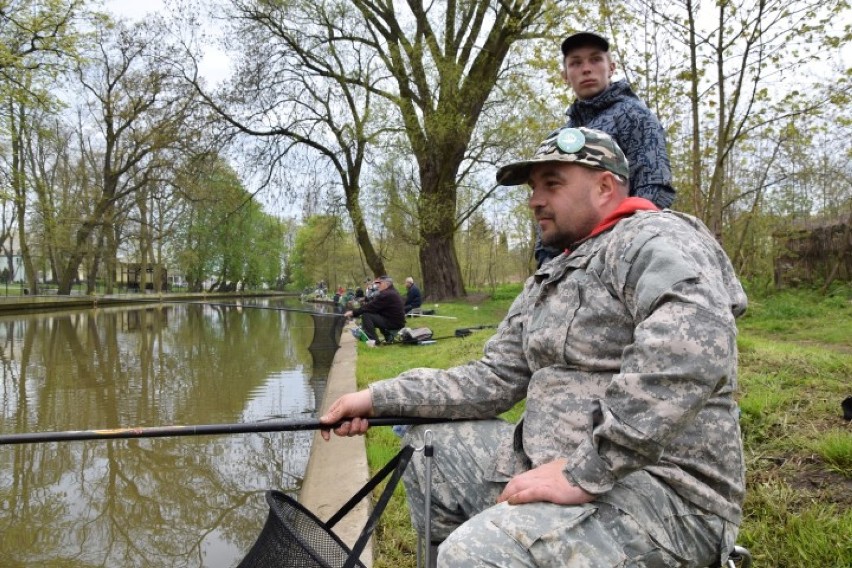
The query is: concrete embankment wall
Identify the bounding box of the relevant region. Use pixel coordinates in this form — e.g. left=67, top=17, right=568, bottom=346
left=299, top=332, right=373, bottom=566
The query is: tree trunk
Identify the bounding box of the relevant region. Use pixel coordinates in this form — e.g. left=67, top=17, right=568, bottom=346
left=10, top=102, right=38, bottom=294
left=420, top=236, right=464, bottom=300
left=732, top=138, right=783, bottom=275
left=15, top=215, right=37, bottom=295
left=138, top=190, right=151, bottom=292
left=686, top=0, right=702, bottom=215
left=86, top=232, right=103, bottom=295
left=345, top=184, right=386, bottom=277
left=104, top=219, right=117, bottom=294
left=155, top=222, right=165, bottom=293
left=418, top=158, right=466, bottom=300
left=57, top=196, right=113, bottom=294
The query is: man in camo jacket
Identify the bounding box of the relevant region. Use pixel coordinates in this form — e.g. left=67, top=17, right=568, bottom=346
left=321, top=126, right=747, bottom=567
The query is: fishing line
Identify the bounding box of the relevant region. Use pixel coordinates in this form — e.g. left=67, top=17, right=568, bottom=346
left=136, top=299, right=346, bottom=318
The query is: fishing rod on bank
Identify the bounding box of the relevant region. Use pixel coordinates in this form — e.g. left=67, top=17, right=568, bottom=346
left=0, top=417, right=455, bottom=446
left=143, top=299, right=460, bottom=321
left=375, top=324, right=500, bottom=347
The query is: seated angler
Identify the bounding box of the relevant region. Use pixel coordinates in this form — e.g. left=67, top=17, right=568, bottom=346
left=404, top=277, right=422, bottom=314
left=323, top=127, right=747, bottom=568
left=344, top=276, right=406, bottom=345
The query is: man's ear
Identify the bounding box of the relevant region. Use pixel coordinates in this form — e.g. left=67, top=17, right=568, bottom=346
left=560, top=65, right=569, bottom=84
left=597, top=171, right=622, bottom=203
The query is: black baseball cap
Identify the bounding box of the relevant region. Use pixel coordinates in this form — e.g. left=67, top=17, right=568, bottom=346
left=561, top=32, right=609, bottom=56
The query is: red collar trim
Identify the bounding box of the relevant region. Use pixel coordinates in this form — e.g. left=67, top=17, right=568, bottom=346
left=566, top=197, right=660, bottom=252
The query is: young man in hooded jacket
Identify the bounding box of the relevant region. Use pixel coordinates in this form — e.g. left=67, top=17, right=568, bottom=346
left=535, top=32, right=676, bottom=266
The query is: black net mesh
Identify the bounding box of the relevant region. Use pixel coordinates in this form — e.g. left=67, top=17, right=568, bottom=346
left=238, top=490, right=366, bottom=568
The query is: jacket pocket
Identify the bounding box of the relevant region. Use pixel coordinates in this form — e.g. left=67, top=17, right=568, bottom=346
left=490, top=501, right=598, bottom=551
left=526, top=279, right=580, bottom=367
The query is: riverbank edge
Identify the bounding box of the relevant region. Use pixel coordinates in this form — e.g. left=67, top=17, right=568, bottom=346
left=299, top=331, right=373, bottom=566
left=0, top=291, right=299, bottom=314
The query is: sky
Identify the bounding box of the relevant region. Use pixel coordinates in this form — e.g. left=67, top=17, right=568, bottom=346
left=100, top=0, right=850, bottom=224
left=103, top=0, right=851, bottom=86
left=102, top=0, right=231, bottom=86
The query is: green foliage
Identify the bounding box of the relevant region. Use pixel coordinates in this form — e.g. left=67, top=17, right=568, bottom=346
left=290, top=215, right=363, bottom=291
left=736, top=292, right=852, bottom=566
left=368, top=156, right=422, bottom=282
left=737, top=373, right=800, bottom=446
left=812, top=431, right=852, bottom=476
left=480, top=282, right=524, bottom=301
left=244, top=214, right=286, bottom=288
left=365, top=426, right=420, bottom=566
left=739, top=285, right=852, bottom=346
left=174, top=156, right=286, bottom=290
left=611, top=0, right=852, bottom=262
left=219, top=0, right=581, bottom=297
left=0, top=0, right=85, bottom=103
left=741, top=484, right=852, bottom=566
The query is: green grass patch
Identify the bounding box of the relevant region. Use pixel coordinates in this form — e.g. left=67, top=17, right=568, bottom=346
left=812, top=430, right=852, bottom=476
left=741, top=482, right=852, bottom=566
left=354, top=286, right=852, bottom=568
left=739, top=285, right=852, bottom=347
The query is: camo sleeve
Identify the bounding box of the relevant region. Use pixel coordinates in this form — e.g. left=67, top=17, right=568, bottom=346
left=564, top=217, right=742, bottom=494
left=369, top=287, right=533, bottom=419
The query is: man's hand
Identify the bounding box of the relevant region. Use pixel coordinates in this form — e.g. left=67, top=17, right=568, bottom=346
left=496, top=459, right=596, bottom=506
left=319, top=390, right=374, bottom=441
left=344, top=310, right=354, bottom=318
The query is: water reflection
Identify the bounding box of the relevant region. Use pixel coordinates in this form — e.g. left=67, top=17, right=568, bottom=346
left=0, top=300, right=333, bottom=567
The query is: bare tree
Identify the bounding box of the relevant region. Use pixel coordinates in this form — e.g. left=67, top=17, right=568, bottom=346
left=57, top=19, right=199, bottom=294
left=627, top=0, right=850, bottom=242
left=189, top=0, right=565, bottom=299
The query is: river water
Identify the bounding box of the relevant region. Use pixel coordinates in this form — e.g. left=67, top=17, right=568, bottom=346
left=0, top=298, right=340, bottom=567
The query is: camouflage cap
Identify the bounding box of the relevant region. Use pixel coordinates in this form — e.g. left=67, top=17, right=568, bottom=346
left=496, top=127, right=630, bottom=186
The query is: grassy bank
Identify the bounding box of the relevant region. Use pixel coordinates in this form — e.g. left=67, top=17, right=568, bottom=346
left=353, top=284, right=851, bottom=568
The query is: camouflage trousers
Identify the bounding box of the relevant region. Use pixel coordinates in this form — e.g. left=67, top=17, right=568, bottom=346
left=402, top=421, right=737, bottom=568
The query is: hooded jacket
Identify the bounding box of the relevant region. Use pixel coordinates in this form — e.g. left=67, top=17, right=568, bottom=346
left=566, top=80, right=674, bottom=208
left=536, top=81, right=677, bottom=266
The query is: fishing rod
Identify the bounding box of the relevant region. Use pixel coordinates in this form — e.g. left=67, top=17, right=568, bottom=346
left=154, top=299, right=460, bottom=321
left=380, top=324, right=499, bottom=347
left=407, top=313, right=458, bottom=320
left=0, top=417, right=452, bottom=446
left=161, top=301, right=459, bottom=322
left=139, top=299, right=346, bottom=318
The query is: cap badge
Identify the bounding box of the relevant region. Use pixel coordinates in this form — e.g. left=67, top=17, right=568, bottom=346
left=556, top=128, right=585, bottom=154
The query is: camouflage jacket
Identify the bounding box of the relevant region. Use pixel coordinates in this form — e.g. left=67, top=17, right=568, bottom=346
left=370, top=210, right=748, bottom=524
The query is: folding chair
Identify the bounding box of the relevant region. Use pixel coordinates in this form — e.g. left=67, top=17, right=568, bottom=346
left=724, top=545, right=753, bottom=568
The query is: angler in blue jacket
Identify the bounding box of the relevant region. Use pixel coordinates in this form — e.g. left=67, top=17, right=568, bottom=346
left=403, top=277, right=422, bottom=313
